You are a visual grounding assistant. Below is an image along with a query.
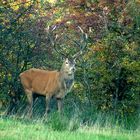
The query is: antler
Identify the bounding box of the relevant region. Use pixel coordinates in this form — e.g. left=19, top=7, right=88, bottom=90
left=72, top=26, right=88, bottom=60
left=47, top=26, right=67, bottom=58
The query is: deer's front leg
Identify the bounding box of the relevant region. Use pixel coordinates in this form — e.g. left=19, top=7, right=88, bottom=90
left=45, top=95, right=51, bottom=117
left=57, top=98, right=63, bottom=114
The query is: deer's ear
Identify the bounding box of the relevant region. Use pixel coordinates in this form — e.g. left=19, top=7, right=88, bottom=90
left=73, top=57, right=80, bottom=63
left=74, top=57, right=79, bottom=62
left=60, top=56, right=66, bottom=61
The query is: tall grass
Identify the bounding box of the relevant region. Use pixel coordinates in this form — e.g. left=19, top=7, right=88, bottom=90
left=0, top=114, right=140, bottom=140
left=0, top=97, right=140, bottom=140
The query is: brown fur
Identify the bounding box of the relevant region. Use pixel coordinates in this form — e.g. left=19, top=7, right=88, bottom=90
left=20, top=58, right=75, bottom=117
left=20, top=69, right=60, bottom=96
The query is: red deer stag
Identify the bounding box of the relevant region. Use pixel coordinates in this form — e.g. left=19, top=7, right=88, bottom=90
left=20, top=27, right=87, bottom=117
left=20, top=57, right=77, bottom=117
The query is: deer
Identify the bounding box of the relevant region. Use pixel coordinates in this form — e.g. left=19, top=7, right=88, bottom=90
left=20, top=26, right=88, bottom=118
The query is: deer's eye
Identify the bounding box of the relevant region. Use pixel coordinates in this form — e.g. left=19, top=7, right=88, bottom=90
left=66, top=61, right=69, bottom=64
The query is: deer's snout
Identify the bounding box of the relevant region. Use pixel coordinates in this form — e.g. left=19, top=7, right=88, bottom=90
left=70, top=66, right=76, bottom=72
left=67, top=67, right=75, bottom=75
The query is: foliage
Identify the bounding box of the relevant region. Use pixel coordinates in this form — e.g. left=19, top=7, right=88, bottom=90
left=0, top=0, right=140, bottom=129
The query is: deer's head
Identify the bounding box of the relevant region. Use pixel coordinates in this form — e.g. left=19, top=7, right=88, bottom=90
left=61, top=58, right=76, bottom=76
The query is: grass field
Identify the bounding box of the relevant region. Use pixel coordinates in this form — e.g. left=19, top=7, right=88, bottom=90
left=0, top=116, right=140, bottom=140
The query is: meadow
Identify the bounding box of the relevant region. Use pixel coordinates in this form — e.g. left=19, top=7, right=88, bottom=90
left=0, top=114, right=139, bottom=140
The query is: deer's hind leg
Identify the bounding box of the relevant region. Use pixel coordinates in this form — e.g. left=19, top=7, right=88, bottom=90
left=25, top=89, right=33, bottom=118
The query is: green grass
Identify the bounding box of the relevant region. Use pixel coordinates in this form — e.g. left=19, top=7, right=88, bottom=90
left=0, top=116, right=139, bottom=140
